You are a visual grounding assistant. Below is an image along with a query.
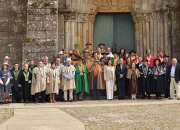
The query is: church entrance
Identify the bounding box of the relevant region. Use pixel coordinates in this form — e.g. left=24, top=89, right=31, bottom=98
left=93, top=13, right=135, bottom=53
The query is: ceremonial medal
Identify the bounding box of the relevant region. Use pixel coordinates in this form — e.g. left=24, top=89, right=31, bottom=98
left=144, top=76, right=147, bottom=78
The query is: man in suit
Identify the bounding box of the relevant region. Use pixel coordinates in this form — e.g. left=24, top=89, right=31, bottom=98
left=166, top=58, right=180, bottom=100
left=115, top=57, right=127, bottom=100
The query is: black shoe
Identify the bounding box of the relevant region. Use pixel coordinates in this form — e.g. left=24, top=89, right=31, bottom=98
left=78, top=99, right=83, bottom=101
left=41, top=101, right=45, bottom=103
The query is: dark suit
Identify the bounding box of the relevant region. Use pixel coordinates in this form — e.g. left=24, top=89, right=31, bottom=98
left=115, top=64, right=127, bottom=99
left=55, top=56, right=67, bottom=66
left=166, top=64, right=180, bottom=83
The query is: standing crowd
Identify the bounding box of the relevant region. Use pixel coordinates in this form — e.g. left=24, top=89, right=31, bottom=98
left=0, top=42, right=180, bottom=104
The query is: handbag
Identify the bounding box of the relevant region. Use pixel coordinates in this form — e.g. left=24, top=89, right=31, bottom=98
left=113, top=84, right=117, bottom=91
left=1, top=85, right=10, bottom=100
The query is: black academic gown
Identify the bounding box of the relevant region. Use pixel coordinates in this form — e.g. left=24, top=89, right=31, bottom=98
left=153, top=66, right=166, bottom=94
left=19, top=70, right=32, bottom=99
left=138, top=65, right=155, bottom=94
left=28, top=65, right=37, bottom=74
left=11, top=69, right=22, bottom=99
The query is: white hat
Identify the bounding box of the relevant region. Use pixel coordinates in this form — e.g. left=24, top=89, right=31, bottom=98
left=2, top=62, right=9, bottom=66
left=58, top=51, right=64, bottom=55
left=66, top=58, right=71, bottom=62
left=4, top=56, right=10, bottom=60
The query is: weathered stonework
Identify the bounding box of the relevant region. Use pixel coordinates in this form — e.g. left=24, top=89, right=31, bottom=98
left=0, top=0, right=180, bottom=66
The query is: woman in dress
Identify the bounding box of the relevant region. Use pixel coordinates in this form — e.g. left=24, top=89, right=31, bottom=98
left=19, top=63, right=32, bottom=103
left=153, top=59, right=166, bottom=99
left=127, top=62, right=140, bottom=100
left=104, top=59, right=116, bottom=100
left=46, top=62, right=60, bottom=103
left=0, top=63, right=12, bottom=104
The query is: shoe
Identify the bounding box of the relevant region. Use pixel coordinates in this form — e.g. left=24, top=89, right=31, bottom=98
left=41, top=101, right=45, bottom=103
left=69, top=100, right=73, bottom=102
left=64, top=100, right=67, bottom=102
left=177, top=98, right=180, bottom=100
left=78, top=99, right=83, bottom=101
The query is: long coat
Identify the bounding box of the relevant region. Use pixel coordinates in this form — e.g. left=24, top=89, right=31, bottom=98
left=152, top=66, right=166, bottom=94
left=90, top=65, right=105, bottom=90
left=139, top=65, right=154, bottom=94
left=19, top=70, right=32, bottom=99
left=56, top=64, right=63, bottom=89
left=127, top=69, right=140, bottom=94
left=31, top=67, right=48, bottom=95
left=11, top=69, right=22, bottom=98
left=84, top=61, right=93, bottom=90
left=62, top=65, right=76, bottom=91
left=74, top=64, right=89, bottom=94
left=46, top=68, right=59, bottom=94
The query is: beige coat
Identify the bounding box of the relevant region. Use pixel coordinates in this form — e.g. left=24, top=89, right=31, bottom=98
left=62, top=65, right=76, bottom=91
left=46, top=68, right=59, bottom=94
left=31, top=67, right=48, bottom=95
left=56, top=64, right=63, bottom=89
left=104, top=66, right=116, bottom=81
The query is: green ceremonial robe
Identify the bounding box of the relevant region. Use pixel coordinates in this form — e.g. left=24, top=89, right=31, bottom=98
left=74, top=64, right=89, bottom=94
left=112, top=58, right=120, bottom=66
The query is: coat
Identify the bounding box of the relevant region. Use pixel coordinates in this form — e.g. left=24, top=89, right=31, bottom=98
left=115, top=64, right=127, bottom=82
left=127, top=69, right=140, bottom=94
left=74, top=64, right=89, bottom=94
left=112, top=58, right=120, bottom=66
left=144, top=55, right=154, bottom=68
left=10, top=69, right=22, bottom=98
left=31, top=67, right=49, bottom=95
left=166, top=64, right=180, bottom=83
left=62, top=65, right=76, bottom=91
left=104, top=66, right=116, bottom=81
left=84, top=61, right=93, bottom=90
left=46, top=68, right=59, bottom=94
left=139, top=65, right=154, bottom=94
left=19, top=70, right=32, bottom=99
left=56, top=64, right=63, bottom=89
left=152, top=66, right=166, bottom=94
left=90, top=65, right=105, bottom=90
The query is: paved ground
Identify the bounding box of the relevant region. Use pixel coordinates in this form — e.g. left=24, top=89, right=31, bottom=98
left=0, top=99, right=180, bottom=130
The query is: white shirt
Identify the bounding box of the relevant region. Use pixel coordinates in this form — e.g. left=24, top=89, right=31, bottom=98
left=107, top=52, right=114, bottom=58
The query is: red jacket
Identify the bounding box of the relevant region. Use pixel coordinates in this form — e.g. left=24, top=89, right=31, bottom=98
left=144, top=55, right=154, bottom=68
left=156, top=56, right=164, bottom=62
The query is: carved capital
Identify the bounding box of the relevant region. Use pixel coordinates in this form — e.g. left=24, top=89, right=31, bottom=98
left=144, top=13, right=151, bottom=22
left=136, top=14, right=144, bottom=23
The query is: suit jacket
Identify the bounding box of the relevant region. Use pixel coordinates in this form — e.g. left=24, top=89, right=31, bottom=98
left=166, top=64, right=180, bottom=83
left=115, top=64, right=127, bottom=82
left=60, top=56, right=67, bottom=66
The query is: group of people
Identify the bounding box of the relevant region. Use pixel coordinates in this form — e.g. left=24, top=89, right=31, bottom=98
left=0, top=42, right=180, bottom=104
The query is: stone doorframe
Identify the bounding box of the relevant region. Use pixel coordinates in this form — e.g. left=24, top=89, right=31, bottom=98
left=59, top=0, right=176, bottom=57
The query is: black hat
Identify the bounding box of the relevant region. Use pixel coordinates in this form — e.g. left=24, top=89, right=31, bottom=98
left=101, top=52, right=109, bottom=55
left=85, top=42, right=92, bottom=46
left=129, top=50, right=136, bottom=54
left=158, top=50, right=163, bottom=52
left=153, top=59, right=161, bottom=65
left=142, top=58, right=148, bottom=62
left=163, top=54, right=169, bottom=58
left=112, top=51, right=119, bottom=55
left=77, top=57, right=84, bottom=60
left=98, top=43, right=105, bottom=46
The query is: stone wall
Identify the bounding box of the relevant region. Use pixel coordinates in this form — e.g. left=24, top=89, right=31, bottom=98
left=0, top=0, right=27, bottom=66
left=22, top=0, right=58, bottom=65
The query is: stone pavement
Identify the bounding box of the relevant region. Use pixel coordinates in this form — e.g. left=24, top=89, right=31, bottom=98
left=0, top=99, right=180, bottom=130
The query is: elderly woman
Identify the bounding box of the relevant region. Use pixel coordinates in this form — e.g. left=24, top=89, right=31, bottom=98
left=19, top=63, right=32, bottom=103
left=46, top=62, right=60, bottom=103
left=104, top=59, right=116, bottom=100
left=0, top=63, right=12, bottom=104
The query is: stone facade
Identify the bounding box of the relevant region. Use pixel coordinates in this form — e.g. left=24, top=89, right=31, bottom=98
left=0, top=0, right=180, bottom=66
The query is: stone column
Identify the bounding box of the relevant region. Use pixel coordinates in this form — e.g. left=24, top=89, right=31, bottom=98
left=70, top=21, right=75, bottom=50
left=152, top=13, right=158, bottom=56
left=164, top=19, right=168, bottom=54
left=139, top=22, right=143, bottom=57
left=77, top=22, right=81, bottom=42
left=143, top=21, right=146, bottom=56
left=150, top=16, right=154, bottom=56
left=82, top=22, right=87, bottom=48
left=65, top=21, right=69, bottom=53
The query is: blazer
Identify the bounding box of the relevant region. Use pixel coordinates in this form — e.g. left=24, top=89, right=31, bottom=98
left=115, top=64, right=127, bottom=82
left=166, top=64, right=180, bottom=83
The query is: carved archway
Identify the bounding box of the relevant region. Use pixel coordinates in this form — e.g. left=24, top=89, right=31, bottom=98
left=89, top=0, right=139, bottom=53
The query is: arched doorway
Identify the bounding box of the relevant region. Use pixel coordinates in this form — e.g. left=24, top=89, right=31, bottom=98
left=93, top=13, right=135, bottom=53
